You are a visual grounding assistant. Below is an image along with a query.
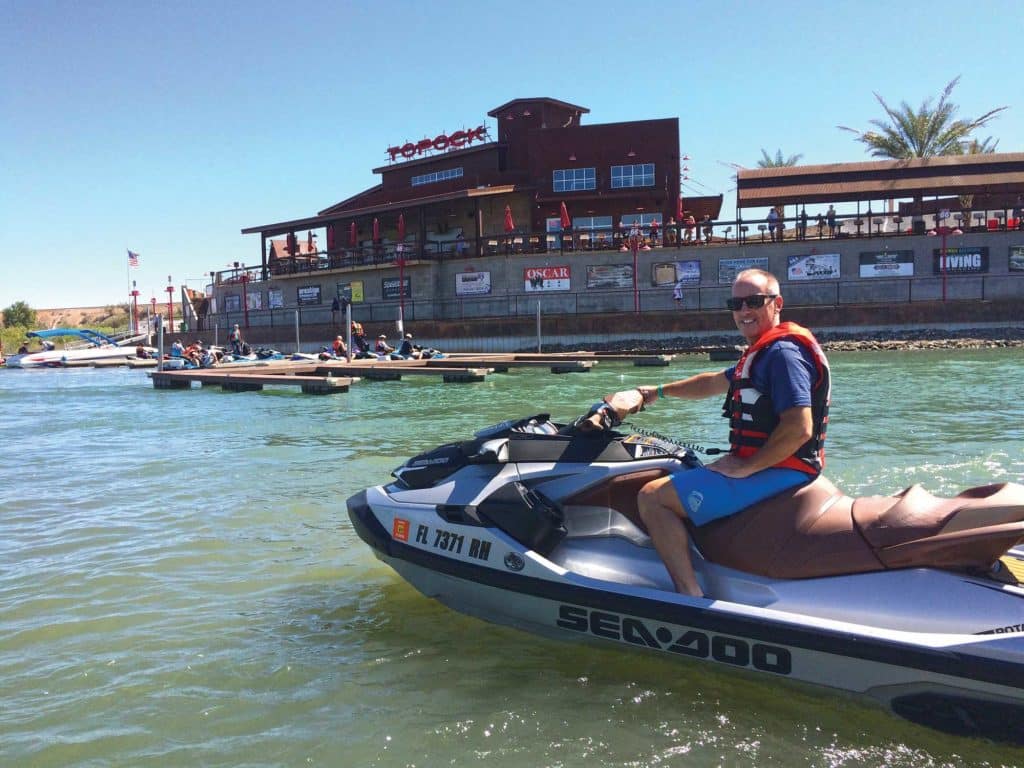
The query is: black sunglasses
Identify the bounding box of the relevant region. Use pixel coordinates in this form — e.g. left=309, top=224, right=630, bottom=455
left=726, top=294, right=777, bottom=311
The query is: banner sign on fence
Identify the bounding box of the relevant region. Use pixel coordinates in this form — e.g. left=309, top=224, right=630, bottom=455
left=337, top=281, right=364, bottom=302
left=932, top=246, right=989, bottom=274
left=383, top=276, right=411, bottom=300
left=675, top=259, right=701, bottom=286
left=719, top=256, right=769, bottom=284
left=247, top=291, right=263, bottom=310
left=787, top=253, right=841, bottom=280
left=268, top=288, right=284, bottom=309
left=455, top=271, right=492, bottom=296
left=1010, top=246, right=1024, bottom=272
left=524, top=265, right=570, bottom=292
left=859, top=250, right=914, bottom=277
left=652, top=262, right=676, bottom=286
left=654, top=260, right=701, bottom=287
left=586, top=264, right=633, bottom=290
left=224, top=294, right=241, bottom=313
left=297, top=285, right=322, bottom=305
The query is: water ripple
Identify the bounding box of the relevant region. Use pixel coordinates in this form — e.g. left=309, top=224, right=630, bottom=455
left=0, top=354, right=1021, bottom=766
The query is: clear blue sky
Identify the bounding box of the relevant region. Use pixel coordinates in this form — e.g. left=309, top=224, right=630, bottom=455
left=2, top=0, right=1021, bottom=310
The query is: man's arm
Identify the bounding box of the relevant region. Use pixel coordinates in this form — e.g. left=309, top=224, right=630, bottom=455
left=638, top=370, right=730, bottom=404
left=707, top=405, right=813, bottom=478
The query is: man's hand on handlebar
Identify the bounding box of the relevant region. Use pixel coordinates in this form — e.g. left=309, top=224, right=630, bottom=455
left=574, top=388, right=646, bottom=432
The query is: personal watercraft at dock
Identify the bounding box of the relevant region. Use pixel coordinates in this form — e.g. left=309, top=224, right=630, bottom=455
left=346, top=395, right=1024, bottom=741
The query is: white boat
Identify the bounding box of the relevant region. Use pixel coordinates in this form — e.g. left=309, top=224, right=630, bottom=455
left=5, top=328, right=156, bottom=369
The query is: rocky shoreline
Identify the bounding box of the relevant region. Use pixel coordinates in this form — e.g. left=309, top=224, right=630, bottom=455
left=566, top=326, right=1024, bottom=355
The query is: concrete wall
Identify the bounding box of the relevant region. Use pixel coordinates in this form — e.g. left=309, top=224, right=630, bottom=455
left=207, top=230, right=1024, bottom=333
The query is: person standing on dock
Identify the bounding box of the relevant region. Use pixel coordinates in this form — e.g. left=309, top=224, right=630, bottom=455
left=608, top=268, right=831, bottom=598
left=229, top=324, right=244, bottom=356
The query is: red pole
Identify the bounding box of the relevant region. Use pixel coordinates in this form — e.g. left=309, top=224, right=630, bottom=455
left=131, top=289, right=140, bottom=333
left=941, top=228, right=948, bottom=302
left=631, top=235, right=640, bottom=314
left=398, top=251, right=405, bottom=329
left=241, top=272, right=250, bottom=328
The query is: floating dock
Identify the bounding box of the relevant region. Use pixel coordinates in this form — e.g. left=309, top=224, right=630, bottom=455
left=151, top=368, right=355, bottom=394
left=145, top=351, right=676, bottom=394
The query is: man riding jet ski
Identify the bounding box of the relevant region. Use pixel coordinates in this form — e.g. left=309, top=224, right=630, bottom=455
left=347, top=268, right=1024, bottom=739
left=598, top=268, right=830, bottom=597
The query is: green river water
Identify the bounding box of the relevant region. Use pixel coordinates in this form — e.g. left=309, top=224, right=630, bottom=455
left=1, top=348, right=1022, bottom=767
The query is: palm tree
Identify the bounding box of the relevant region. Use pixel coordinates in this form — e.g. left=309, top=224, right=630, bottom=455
left=756, top=151, right=803, bottom=228
left=838, top=76, right=1007, bottom=159
left=840, top=77, right=1007, bottom=227
left=757, top=149, right=803, bottom=168
left=958, top=136, right=1000, bottom=155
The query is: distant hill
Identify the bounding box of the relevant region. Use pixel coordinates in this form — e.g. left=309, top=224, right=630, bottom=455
left=34, top=305, right=131, bottom=329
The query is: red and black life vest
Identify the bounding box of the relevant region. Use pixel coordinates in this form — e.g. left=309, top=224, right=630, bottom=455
left=724, top=322, right=831, bottom=475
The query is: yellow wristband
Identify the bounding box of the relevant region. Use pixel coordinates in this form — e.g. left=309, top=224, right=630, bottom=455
left=658, top=384, right=664, bottom=399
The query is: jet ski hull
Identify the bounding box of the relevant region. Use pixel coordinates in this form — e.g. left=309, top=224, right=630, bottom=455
left=347, top=413, right=1024, bottom=741
left=349, top=484, right=1024, bottom=741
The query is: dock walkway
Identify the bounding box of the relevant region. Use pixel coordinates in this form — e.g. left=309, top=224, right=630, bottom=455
left=146, top=351, right=675, bottom=394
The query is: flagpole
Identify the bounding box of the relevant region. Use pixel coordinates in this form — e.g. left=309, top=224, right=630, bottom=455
left=126, top=250, right=131, bottom=334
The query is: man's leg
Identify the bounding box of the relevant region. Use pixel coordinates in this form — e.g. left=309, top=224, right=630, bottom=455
left=637, top=476, right=703, bottom=597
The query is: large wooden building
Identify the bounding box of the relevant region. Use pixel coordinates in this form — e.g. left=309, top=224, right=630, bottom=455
left=240, top=97, right=721, bottom=277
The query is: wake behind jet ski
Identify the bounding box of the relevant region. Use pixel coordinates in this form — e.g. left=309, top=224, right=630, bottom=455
left=347, top=396, right=1024, bottom=742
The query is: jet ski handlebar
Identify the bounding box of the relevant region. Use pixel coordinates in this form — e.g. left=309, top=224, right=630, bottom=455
left=573, top=388, right=647, bottom=433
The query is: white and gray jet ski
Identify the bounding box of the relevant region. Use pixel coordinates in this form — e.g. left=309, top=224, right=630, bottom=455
left=347, top=396, right=1024, bottom=742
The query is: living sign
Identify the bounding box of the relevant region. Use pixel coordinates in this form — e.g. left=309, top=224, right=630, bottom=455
left=387, top=126, right=488, bottom=161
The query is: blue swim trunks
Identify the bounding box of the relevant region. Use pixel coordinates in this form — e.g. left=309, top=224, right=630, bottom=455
left=670, top=466, right=811, bottom=527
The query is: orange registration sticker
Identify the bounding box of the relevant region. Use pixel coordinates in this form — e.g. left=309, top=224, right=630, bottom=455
left=392, top=518, right=410, bottom=542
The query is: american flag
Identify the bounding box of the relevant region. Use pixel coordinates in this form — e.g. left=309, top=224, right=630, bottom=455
left=127, top=249, right=140, bottom=268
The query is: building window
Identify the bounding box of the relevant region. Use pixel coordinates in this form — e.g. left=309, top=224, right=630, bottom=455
left=412, top=167, right=464, bottom=187
left=620, top=212, right=663, bottom=234
left=611, top=163, right=655, bottom=189
left=573, top=215, right=614, bottom=232
left=553, top=167, right=596, bottom=192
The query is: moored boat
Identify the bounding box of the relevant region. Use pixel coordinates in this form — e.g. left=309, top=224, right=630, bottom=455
left=4, top=328, right=156, bottom=368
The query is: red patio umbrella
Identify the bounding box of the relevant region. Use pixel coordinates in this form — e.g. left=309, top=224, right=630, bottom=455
left=559, top=201, right=571, bottom=229
left=349, top=221, right=357, bottom=247
left=397, top=213, right=406, bottom=242
left=677, top=196, right=684, bottom=222
left=372, top=217, right=380, bottom=242
left=504, top=205, right=515, bottom=233
left=307, top=230, right=315, bottom=252
left=326, top=224, right=336, bottom=251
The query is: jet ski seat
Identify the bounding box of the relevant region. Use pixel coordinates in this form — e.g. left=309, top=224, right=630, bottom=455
left=693, top=476, right=1024, bottom=579
left=562, top=468, right=1024, bottom=580
left=565, top=469, right=667, bottom=527
left=853, top=482, right=1024, bottom=569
